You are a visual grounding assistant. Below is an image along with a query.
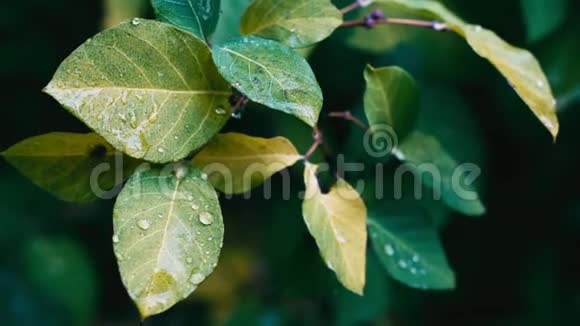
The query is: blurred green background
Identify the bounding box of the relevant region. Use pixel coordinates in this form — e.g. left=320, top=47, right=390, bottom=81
left=1, top=0, right=580, bottom=325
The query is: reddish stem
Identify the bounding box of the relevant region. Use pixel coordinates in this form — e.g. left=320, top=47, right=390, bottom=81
left=328, top=111, right=368, bottom=130
left=341, top=18, right=446, bottom=30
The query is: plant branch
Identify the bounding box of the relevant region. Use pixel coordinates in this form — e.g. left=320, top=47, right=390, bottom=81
left=328, top=111, right=368, bottom=130
left=341, top=17, right=448, bottom=31
left=303, top=127, right=324, bottom=160
left=340, top=2, right=361, bottom=15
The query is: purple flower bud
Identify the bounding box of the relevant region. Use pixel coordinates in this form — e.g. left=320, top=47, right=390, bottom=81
left=364, top=16, right=377, bottom=29
left=370, top=9, right=385, bottom=20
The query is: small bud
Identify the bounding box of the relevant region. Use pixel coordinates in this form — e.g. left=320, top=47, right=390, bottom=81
left=364, top=16, right=377, bottom=29
left=370, top=9, right=385, bottom=20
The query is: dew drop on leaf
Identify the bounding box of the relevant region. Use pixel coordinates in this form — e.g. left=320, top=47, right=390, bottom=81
left=384, top=244, right=395, bottom=256
left=131, top=18, right=141, bottom=26
left=199, top=212, right=214, bottom=225
left=190, top=273, right=205, bottom=284
left=112, top=234, right=120, bottom=243
left=398, top=260, right=408, bottom=269
left=137, top=219, right=150, bottom=230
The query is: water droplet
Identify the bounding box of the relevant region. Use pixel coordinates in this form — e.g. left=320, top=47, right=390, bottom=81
left=384, top=244, right=395, bottom=256
left=201, top=173, right=208, bottom=181
left=191, top=203, right=199, bottom=210
left=137, top=219, right=150, bottom=230
left=131, top=18, right=141, bottom=26
left=410, top=267, right=417, bottom=274
left=175, top=165, right=188, bottom=180
left=412, top=255, right=420, bottom=263
left=234, top=82, right=242, bottom=87
left=174, top=135, right=179, bottom=140
left=207, top=237, right=213, bottom=241
left=158, top=213, right=164, bottom=219
left=432, top=21, right=447, bottom=31
left=215, top=106, right=227, bottom=115
left=190, top=273, right=205, bottom=284
left=536, top=80, right=545, bottom=88
left=199, top=212, right=214, bottom=225
left=326, top=260, right=334, bottom=271
left=231, top=111, right=242, bottom=119
left=112, top=234, right=119, bottom=243
left=186, top=257, right=193, bottom=264
left=398, top=260, right=408, bottom=269
left=157, top=148, right=165, bottom=153
left=473, top=25, right=482, bottom=32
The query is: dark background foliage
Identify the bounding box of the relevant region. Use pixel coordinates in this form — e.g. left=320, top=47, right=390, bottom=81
left=1, top=0, right=579, bottom=324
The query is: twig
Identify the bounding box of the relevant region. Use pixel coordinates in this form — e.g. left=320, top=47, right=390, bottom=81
left=341, top=17, right=448, bottom=31
left=340, top=2, right=361, bottom=15
left=303, top=127, right=324, bottom=160
left=328, top=111, right=368, bottom=130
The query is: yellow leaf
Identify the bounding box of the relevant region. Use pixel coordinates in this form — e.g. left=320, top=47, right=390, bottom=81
left=378, top=0, right=559, bottom=139
left=302, top=163, right=367, bottom=295
left=192, top=133, right=302, bottom=194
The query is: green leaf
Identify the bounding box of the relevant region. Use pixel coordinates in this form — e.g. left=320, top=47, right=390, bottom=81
left=113, top=165, right=224, bottom=318
left=377, top=0, right=559, bottom=139
left=240, top=0, right=342, bottom=48
left=364, top=65, right=419, bottom=141
left=212, top=36, right=323, bottom=126
left=152, top=0, right=221, bottom=41
left=192, top=133, right=302, bottom=194
left=44, top=19, right=232, bottom=163
left=368, top=209, right=455, bottom=289
left=520, top=0, right=567, bottom=43
left=395, top=131, right=485, bottom=216
left=22, top=237, right=98, bottom=325
left=302, top=163, right=367, bottom=295
left=1, top=132, right=141, bottom=203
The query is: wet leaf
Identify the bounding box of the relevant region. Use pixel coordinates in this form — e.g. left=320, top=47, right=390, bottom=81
left=368, top=208, right=455, bottom=289
left=395, top=131, right=486, bottom=216
left=113, top=165, right=224, bottom=318
left=152, top=0, right=221, bottom=41
left=302, top=163, right=367, bottom=295
left=44, top=19, right=231, bottom=163
left=378, top=0, right=559, bottom=139
left=240, top=0, right=342, bottom=48
left=364, top=65, right=419, bottom=141
left=213, top=36, right=323, bottom=126
left=192, top=133, right=301, bottom=194
left=1, top=132, right=141, bottom=203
